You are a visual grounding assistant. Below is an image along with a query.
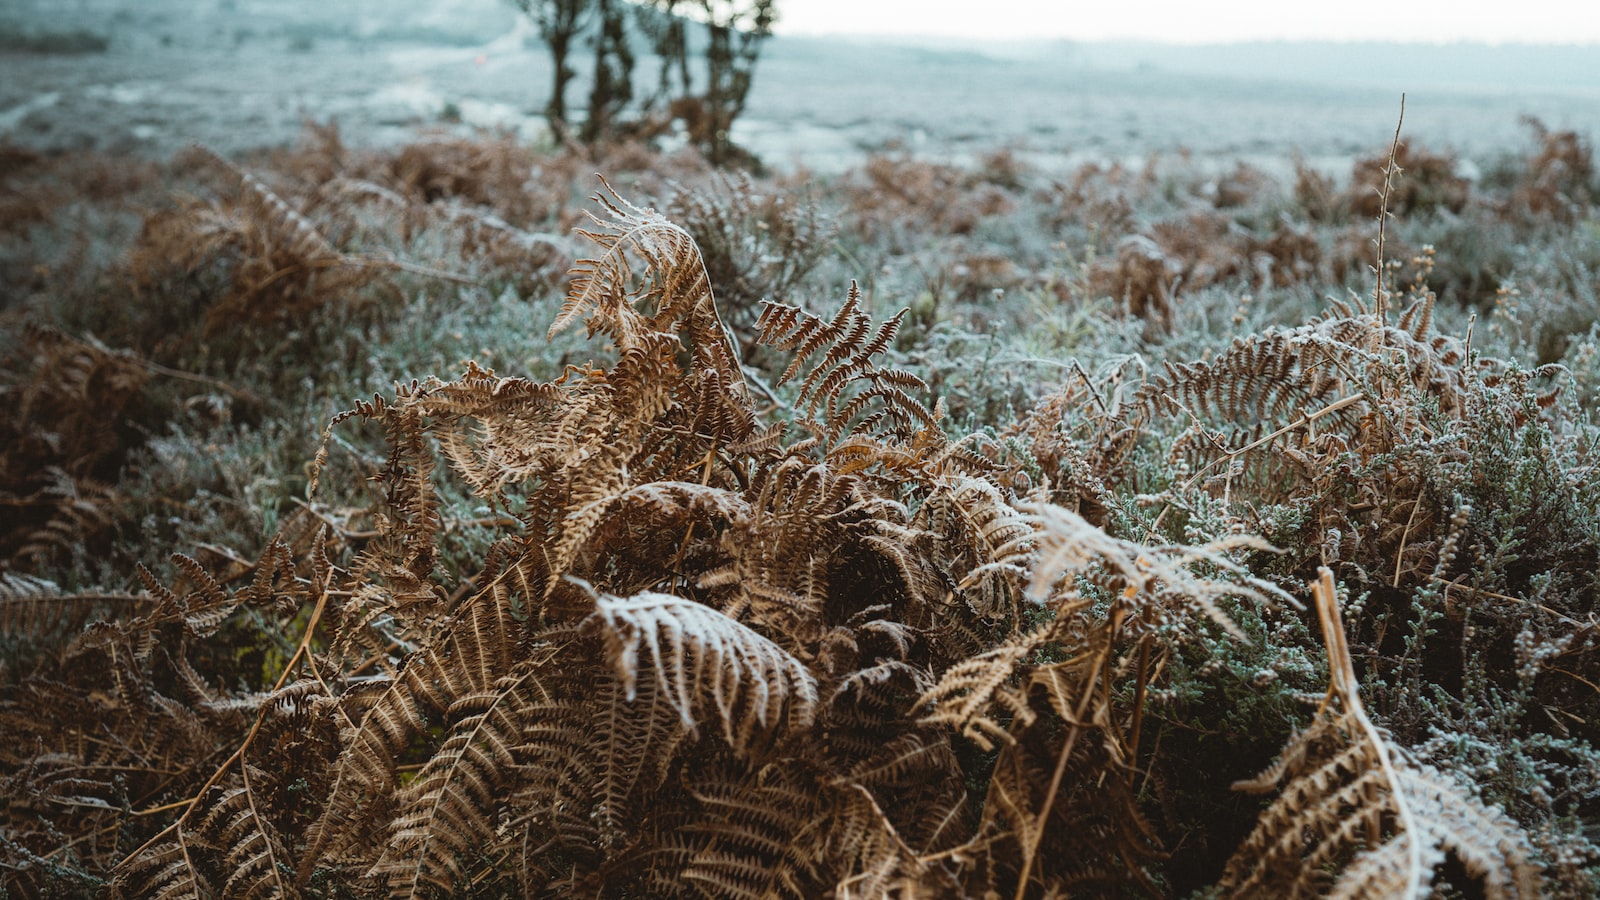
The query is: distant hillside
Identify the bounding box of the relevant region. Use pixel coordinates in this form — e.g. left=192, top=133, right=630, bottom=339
left=773, top=35, right=1600, bottom=94
left=1067, top=40, right=1600, bottom=93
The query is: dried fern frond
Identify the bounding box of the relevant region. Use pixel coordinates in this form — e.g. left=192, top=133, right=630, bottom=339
left=0, top=574, right=136, bottom=648
left=107, top=823, right=213, bottom=900
left=130, top=147, right=376, bottom=334
left=196, top=769, right=297, bottom=900
left=657, top=763, right=825, bottom=899
left=189, top=144, right=340, bottom=262
left=756, top=285, right=934, bottom=444
left=368, top=665, right=543, bottom=898
left=666, top=171, right=834, bottom=329
left=567, top=480, right=752, bottom=596
left=1135, top=327, right=1361, bottom=444
left=918, top=500, right=1292, bottom=750
left=925, top=476, right=1039, bottom=619
left=132, top=146, right=468, bottom=338
left=551, top=179, right=747, bottom=400
left=588, top=587, right=819, bottom=756
left=1219, top=568, right=1542, bottom=899
left=1025, top=501, right=1295, bottom=638
left=1, top=325, right=149, bottom=567
left=916, top=639, right=1036, bottom=751
left=300, top=588, right=525, bottom=882
left=1133, top=300, right=1480, bottom=530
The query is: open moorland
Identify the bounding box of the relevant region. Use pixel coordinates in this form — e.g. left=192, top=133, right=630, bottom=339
left=3, top=3, right=1600, bottom=897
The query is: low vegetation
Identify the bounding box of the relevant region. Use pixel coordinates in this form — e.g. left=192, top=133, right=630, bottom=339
left=1, top=111, right=1598, bottom=897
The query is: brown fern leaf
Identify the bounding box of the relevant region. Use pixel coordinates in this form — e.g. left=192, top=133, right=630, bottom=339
left=7, top=473, right=120, bottom=568
left=827, top=780, right=952, bottom=898
left=301, top=588, right=521, bottom=883
left=1131, top=309, right=1466, bottom=535
left=14, top=544, right=309, bottom=895
left=1025, top=502, right=1294, bottom=640
left=1006, top=360, right=1141, bottom=521
left=1135, top=328, right=1358, bottom=437
left=912, top=500, right=1295, bottom=896
left=550, top=180, right=747, bottom=406
left=108, top=823, right=212, bottom=900
left=977, top=714, right=1161, bottom=897
left=920, top=476, right=1038, bottom=622
left=515, top=654, right=637, bottom=861
left=422, top=362, right=568, bottom=493
left=0, top=574, right=136, bottom=648
left=189, top=144, right=338, bottom=261
left=1324, top=763, right=1542, bottom=900
left=916, top=639, right=1035, bottom=751
left=131, top=146, right=385, bottom=334
left=592, top=665, right=693, bottom=845
left=1218, top=568, right=1542, bottom=899
left=833, top=681, right=944, bottom=779
left=409, top=362, right=609, bottom=504
left=369, top=665, right=543, bottom=899
left=518, top=722, right=602, bottom=863
left=840, top=729, right=970, bottom=861
left=588, top=587, right=819, bottom=756
left=676, top=344, right=763, bottom=451
left=756, top=284, right=934, bottom=443
left=666, top=170, right=834, bottom=329
left=196, top=768, right=299, bottom=900
left=2, top=325, right=148, bottom=566
left=169, top=552, right=238, bottom=638
left=336, top=384, right=450, bottom=637
left=652, top=766, right=822, bottom=899
left=297, top=674, right=430, bottom=882
left=706, top=455, right=862, bottom=643
left=568, top=480, right=752, bottom=596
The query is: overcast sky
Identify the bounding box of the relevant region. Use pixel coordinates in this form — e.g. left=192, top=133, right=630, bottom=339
left=773, top=0, right=1600, bottom=44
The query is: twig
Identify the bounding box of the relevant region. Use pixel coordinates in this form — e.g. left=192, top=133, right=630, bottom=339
left=1178, top=393, right=1364, bottom=494
left=141, top=360, right=263, bottom=406
left=1429, top=574, right=1592, bottom=630
left=1071, top=358, right=1112, bottom=418
left=1312, top=566, right=1425, bottom=895
left=1391, top=493, right=1425, bottom=588
left=1373, top=93, right=1406, bottom=340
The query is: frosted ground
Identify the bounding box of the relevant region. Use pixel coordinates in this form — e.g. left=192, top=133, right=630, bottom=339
left=2, top=0, right=1597, bottom=179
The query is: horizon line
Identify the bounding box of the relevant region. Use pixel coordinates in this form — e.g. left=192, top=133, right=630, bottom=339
left=772, top=31, right=1600, bottom=49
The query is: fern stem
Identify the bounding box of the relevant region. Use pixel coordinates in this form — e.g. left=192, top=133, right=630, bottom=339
left=1391, top=493, right=1426, bottom=588
left=1015, top=723, right=1084, bottom=900
left=1014, top=612, right=1117, bottom=900
left=1313, top=567, right=1426, bottom=895
left=1373, top=93, right=1406, bottom=340
left=1125, top=636, right=1153, bottom=764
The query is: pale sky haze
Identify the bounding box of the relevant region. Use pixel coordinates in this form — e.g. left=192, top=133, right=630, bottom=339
left=774, top=1, right=1600, bottom=45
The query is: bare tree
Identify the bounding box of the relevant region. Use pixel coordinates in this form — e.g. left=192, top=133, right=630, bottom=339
left=697, top=0, right=775, bottom=165
left=507, top=0, right=589, bottom=140
left=634, top=0, right=692, bottom=113
left=509, top=0, right=778, bottom=164
left=581, top=0, right=637, bottom=143
left=637, top=0, right=775, bottom=165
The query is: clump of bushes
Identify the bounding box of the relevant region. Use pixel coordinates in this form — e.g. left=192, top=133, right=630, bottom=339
left=0, top=22, right=109, bottom=53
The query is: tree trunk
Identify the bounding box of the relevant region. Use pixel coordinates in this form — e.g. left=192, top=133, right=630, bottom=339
left=547, top=32, right=575, bottom=140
